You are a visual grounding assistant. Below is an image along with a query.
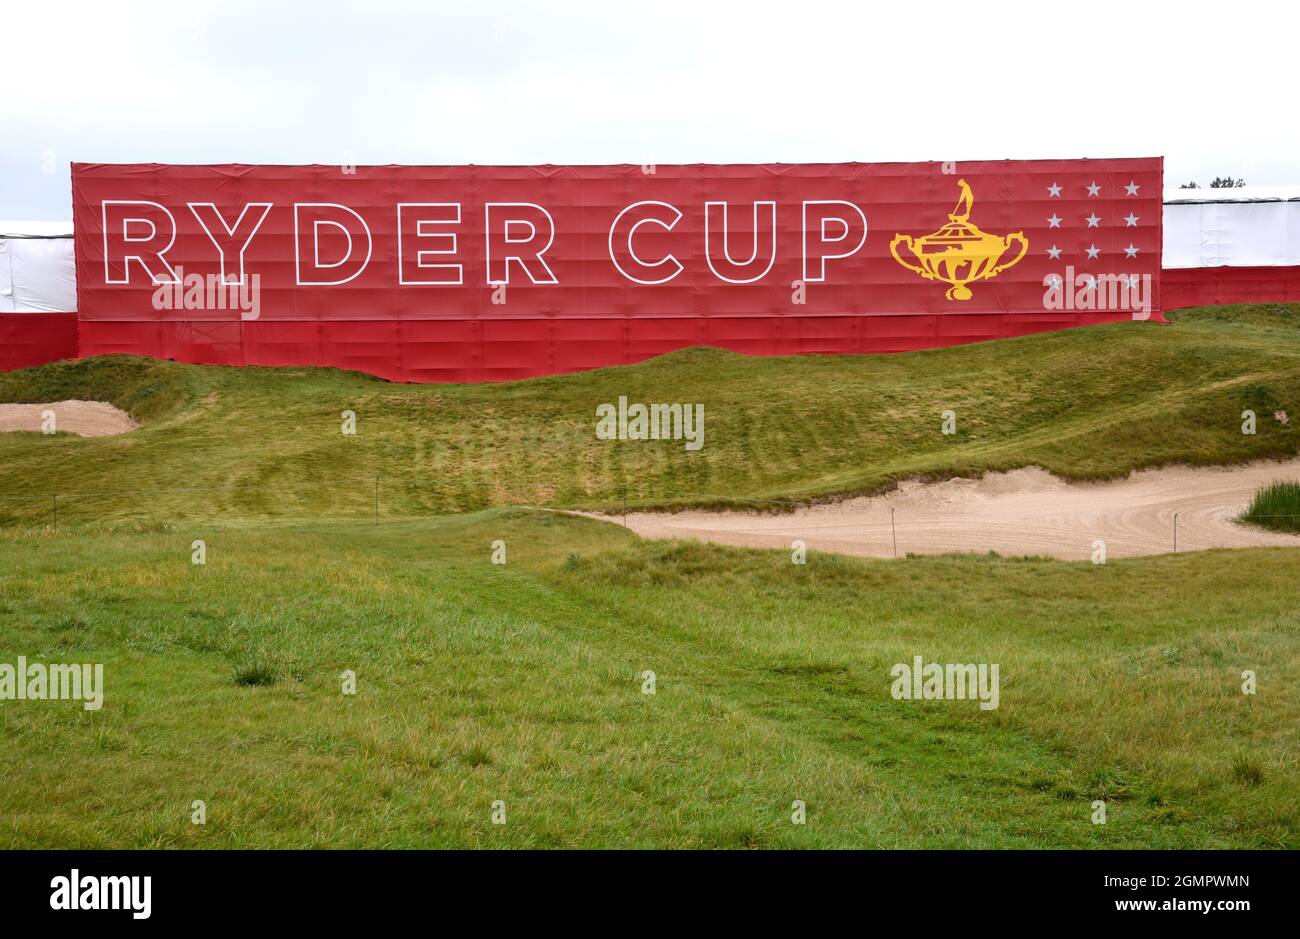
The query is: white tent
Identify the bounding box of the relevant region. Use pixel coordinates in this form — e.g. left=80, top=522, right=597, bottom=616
left=0, top=220, right=76, bottom=312
left=1163, top=188, right=1300, bottom=269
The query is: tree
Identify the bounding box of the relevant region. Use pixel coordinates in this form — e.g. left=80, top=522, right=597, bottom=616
left=1179, top=177, right=1246, bottom=189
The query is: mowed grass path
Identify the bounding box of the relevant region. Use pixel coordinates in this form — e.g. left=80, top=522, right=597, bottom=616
left=1, top=304, right=1298, bottom=526
left=1, top=510, right=1295, bottom=848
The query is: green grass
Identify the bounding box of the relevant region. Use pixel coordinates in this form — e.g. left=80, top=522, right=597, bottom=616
left=0, top=510, right=1294, bottom=848
left=0, top=304, right=1298, bottom=527
left=1240, top=480, right=1300, bottom=533
left=0, top=304, right=1297, bottom=848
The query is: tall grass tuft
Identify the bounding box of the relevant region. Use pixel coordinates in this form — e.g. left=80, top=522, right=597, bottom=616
left=1240, top=481, right=1300, bottom=533
left=232, top=657, right=279, bottom=687
left=1232, top=754, right=1264, bottom=787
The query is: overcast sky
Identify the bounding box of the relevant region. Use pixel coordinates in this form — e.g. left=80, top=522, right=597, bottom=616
left=3, top=0, right=1294, bottom=218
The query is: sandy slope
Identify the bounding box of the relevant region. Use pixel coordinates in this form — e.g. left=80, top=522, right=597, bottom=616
left=597, top=461, right=1300, bottom=560
left=0, top=401, right=138, bottom=437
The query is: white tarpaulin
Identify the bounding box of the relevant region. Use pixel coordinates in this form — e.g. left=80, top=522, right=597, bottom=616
left=1163, top=188, right=1300, bottom=269
left=0, top=221, right=76, bottom=312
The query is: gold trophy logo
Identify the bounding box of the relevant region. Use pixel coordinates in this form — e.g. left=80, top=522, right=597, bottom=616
left=890, top=179, right=1028, bottom=300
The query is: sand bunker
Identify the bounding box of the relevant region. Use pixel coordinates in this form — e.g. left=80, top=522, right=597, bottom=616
left=598, top=461, right=1300, bottom=560
left=0, top=401, right=138, bottom=437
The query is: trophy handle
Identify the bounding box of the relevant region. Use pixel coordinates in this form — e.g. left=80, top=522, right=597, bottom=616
left=988, top=232, right=1029, bottom=277
left=890, top=234, right=932, bottom=279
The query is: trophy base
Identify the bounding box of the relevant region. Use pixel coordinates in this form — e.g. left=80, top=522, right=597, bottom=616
left=945, top=284, right=973, bottom=301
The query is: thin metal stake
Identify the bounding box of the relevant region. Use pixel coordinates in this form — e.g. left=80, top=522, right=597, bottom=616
left=890, top=506, right=897, bottom=558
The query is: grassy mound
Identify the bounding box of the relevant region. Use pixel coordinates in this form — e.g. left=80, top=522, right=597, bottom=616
left=0, top=356, right=196, bottom=424
left=0, top=303, right=1297, bottom=527
left=1241, top=480, right=1300, bottom=533
left=0, top=510, right=1294, bottom=848
left=2, top=306, right=1297, bottom=849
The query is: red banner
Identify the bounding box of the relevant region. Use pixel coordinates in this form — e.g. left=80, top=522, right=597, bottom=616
left=73, top=159, right=1163, bottom=382
left=1163, top=265, right=1300, bottom=309
left=0, top=313, right=80, bottom=373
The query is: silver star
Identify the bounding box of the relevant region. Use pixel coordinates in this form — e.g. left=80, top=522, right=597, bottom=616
left=1125, top=181, right=1140, bottom=196
left=1124, top=244, right=1139, bottom=258
left=1124, top=213, right=1139, bottom=227
left=1127, top=275, right=1141, bottom=288
left=1047, top=244, right=1062, bottom=259
left=1047, top=275, right=1063, bottom=288
left=1047, top=214, right=1062, bottom=228
left=1047, top=182, right=1062, bottom=198
left=1084, top=275, right=1098, bottom=289
left=1086, top=244, right=1100, bottom=259
left=1086, top=213, right=1101, bottom=227
left=1087, top=182, right=1101, bottom=196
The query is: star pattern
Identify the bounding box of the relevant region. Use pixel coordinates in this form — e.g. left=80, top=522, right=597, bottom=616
left=1035, top=174, right=1150, bottom=278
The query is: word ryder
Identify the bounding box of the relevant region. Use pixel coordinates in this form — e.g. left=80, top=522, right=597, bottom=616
left=96, top=199, right=869, bottom=287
